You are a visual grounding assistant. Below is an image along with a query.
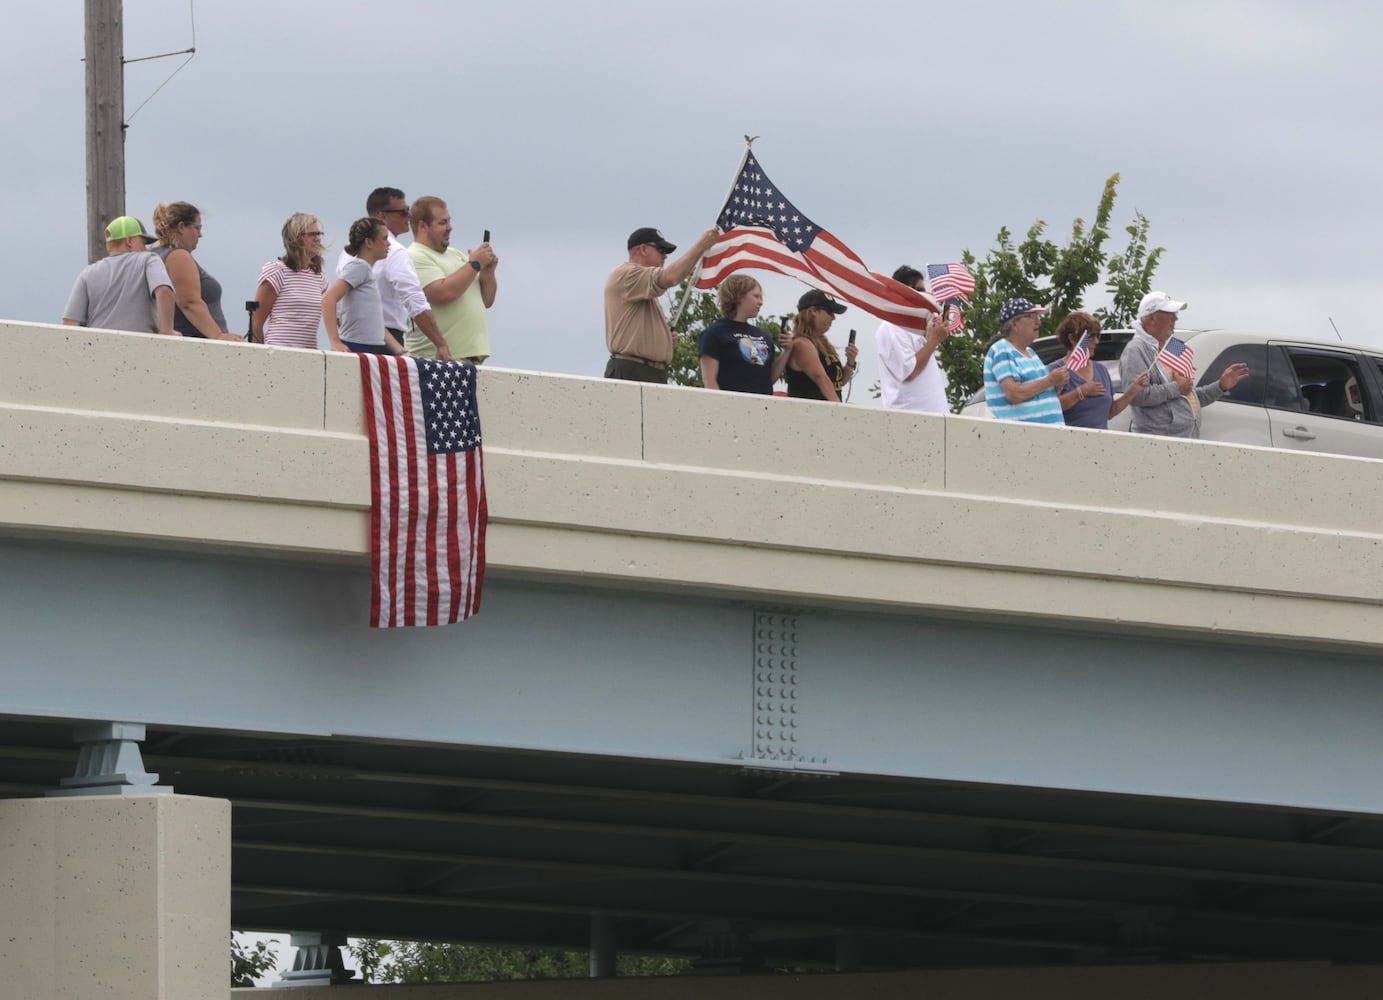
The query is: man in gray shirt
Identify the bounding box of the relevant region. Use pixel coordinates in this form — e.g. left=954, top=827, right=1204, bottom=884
left=63, top=216, right=176, bottom=336
left=1119, top=291, right=1248, bottom=438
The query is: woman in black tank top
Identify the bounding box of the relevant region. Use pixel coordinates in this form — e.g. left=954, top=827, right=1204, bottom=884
left=151, top=201, right=242, bottom=341
left=784, top=289, right=858, bottom=402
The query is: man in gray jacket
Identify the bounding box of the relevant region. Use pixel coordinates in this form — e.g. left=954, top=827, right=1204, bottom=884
left=1119, top=291, right=1248, bottom=438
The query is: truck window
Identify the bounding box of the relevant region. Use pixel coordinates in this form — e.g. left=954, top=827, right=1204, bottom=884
left=1198, top=342, right=1270, bottom=406
left=1281, top=350, right=1370, bottom=422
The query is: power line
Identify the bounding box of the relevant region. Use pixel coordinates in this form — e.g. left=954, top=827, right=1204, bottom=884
left=125, top=0, right=197, bottom=124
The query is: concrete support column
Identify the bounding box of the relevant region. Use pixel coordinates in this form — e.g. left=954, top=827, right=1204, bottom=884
left=0, top=793, right=231, bottom=999
left=589, top=914, right=617, bottom=978
left=834, top=931, right=861, bottom=972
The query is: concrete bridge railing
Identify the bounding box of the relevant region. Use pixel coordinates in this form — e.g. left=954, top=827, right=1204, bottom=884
left=2, top=320, right=1381, bottom=650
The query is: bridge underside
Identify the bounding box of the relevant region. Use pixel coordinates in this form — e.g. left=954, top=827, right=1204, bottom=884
left=4, top=532, right=1383, bottom=971
left=4, top=714, right=1383, bottom=970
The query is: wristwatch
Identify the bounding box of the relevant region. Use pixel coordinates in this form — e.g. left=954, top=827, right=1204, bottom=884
left=469, top=260, right=481, bottom=272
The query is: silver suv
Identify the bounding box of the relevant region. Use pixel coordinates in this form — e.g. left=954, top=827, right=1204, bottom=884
left=960, top=330, right=1383, bottom=460
left=1189, top=330, right=1383, bottom=460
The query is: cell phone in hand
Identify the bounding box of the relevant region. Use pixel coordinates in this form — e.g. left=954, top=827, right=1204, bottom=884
left=848, top=329, right=857, bottom=346
left=482, top=230, right=490, bottom=243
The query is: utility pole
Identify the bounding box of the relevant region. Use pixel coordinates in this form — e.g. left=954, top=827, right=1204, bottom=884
left=85, top=0, right=125, bottom=263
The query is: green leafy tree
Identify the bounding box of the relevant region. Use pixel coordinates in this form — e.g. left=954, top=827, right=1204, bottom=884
left=231, top=935, right=278, bottom=987
left=350, top=939, right=687, bottom=984
left=667, top=277, right=721, bottom=387
left=933, top=173, right=1164, bottom=410
left=1099, top=210, right=1164, bottom=330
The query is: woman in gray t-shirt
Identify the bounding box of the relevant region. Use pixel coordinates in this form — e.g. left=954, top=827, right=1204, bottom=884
left=322, top=217, right=400, bottom=355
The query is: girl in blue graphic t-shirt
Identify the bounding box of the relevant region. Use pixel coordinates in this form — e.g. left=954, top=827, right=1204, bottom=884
left=698, top=276, right=793, bottom=394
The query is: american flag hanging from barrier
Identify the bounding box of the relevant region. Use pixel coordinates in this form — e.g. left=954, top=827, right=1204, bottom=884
left=358, top=355, right=487, bottom=628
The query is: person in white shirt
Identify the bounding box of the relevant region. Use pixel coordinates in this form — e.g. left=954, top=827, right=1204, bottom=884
left=876, top=265, right=951, bottom=413
left=335, top=187, right=453, bottom=360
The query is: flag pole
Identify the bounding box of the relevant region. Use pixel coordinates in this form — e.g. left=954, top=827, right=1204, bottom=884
left=668, top=136, right=757, bottom=332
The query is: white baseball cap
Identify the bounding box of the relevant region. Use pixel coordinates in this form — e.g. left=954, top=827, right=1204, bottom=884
left=1138, top=291, right=1188, bottom=319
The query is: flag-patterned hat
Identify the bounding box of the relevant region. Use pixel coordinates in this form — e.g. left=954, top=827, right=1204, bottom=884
left=998, top=298, right=1046, bottom=324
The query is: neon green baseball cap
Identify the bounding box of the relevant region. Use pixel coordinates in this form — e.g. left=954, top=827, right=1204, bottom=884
left=105, top=216, right=156, bottom=243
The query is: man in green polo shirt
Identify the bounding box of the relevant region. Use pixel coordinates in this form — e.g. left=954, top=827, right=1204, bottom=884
left=405, top=196, right=498, bottom=362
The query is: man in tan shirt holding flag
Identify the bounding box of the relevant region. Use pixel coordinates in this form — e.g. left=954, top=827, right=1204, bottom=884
left=603, top=225, right=720, bottom=383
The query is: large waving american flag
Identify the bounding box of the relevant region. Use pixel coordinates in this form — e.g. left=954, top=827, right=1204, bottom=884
left=696, top=151, right=940, bottom=331
left=359, top=355, right=487, bottom=627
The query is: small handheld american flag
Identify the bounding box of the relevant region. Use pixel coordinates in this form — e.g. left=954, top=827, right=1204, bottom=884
left=926, top=263, right=975, bottom=305
left=944, top=302, right=964, bottom=333
left=1156, top=338, right=1196, bottom=380
left=1066, top=332, right=1090, bottom=371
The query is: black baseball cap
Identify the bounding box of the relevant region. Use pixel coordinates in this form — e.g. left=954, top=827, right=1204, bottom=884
left=797, top=289, right=847, bottom=315
left=627, top=227, right=677, bottom=253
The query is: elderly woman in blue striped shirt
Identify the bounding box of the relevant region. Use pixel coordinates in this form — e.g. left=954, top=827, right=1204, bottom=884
left=982, top=298, right=1069, bottom=424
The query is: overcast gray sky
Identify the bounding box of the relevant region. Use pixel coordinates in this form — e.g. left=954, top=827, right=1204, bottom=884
left=8, top=0, right=1382, bottom=398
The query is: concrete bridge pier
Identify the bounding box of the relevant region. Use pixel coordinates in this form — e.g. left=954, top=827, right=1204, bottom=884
left=0, top=781, right=230, bottom=998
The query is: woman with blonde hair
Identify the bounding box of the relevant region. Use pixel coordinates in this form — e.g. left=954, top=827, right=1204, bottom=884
left=784, top=289, right=857, bottom=402
left=151, top=201, right=242, bottom=341
left=251, top=212, right=329, bottom=349
left=698, top=274, right=793, bottom=393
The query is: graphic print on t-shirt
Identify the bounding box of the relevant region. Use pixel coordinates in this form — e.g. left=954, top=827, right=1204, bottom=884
left=737, top=334, right=770, bottom=366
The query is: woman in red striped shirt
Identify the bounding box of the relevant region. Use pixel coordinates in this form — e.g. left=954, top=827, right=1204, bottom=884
left=251, top=212, right=334, bottom=350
